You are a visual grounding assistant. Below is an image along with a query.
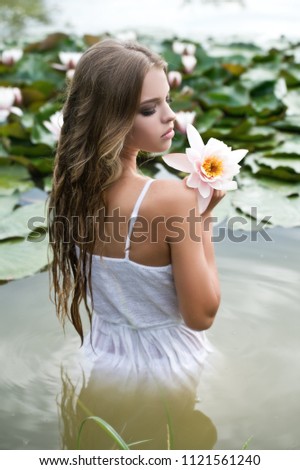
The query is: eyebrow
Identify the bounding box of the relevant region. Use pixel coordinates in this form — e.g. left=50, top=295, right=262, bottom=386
left=140, top=89, right=171, bottom=106
left=140, top=97, right=161, bottom=106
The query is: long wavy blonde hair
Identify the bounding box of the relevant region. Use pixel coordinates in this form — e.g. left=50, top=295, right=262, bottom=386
left=48, top=39, right=167, bottom=343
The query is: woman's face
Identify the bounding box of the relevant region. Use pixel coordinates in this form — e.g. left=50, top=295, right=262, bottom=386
left=126, top=67, right=176, bottom=154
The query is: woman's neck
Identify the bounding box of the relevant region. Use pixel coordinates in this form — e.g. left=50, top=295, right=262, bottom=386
left=120, top=146, right=140, bottom=178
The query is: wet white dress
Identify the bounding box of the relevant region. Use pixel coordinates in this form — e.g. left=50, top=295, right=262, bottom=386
left=81, top=179, right=211, bottom=395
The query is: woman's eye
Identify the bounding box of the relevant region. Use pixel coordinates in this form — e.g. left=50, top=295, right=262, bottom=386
left=166, top=96, right=173, bottom=104
left=140, top=108, right=156, bottom=116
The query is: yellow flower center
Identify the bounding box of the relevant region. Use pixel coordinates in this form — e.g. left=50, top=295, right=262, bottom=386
left=201, top=156, right=223, bottom=179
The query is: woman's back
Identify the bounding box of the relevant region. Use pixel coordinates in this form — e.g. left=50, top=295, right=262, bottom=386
left=80, top=176, right=211, bottom=393
left=95, top=175, right=173, bottom=267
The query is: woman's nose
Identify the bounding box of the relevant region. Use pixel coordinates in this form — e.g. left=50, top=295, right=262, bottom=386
left=163, top=104, right=176, bottom=123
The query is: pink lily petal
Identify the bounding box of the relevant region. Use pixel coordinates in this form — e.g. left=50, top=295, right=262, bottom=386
left=197, top=179, right=213, bottom=198
left=204, top=138, right=228, bottom=158
left=186, top=147, right=202, bottom=163
left=10, top=106, right=23, bottom=117
left=162, top=153, right=194, bottom=173
left=196, top=187, right=214, bottom=214
left=187, top=124, right=205, bottom=152
left=186, top=172, right=200, bottom=188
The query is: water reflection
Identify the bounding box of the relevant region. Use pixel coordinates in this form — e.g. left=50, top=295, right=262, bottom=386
left=0, top=0, right=51, bottom=40
left=58, top=366, right=217, bottom=450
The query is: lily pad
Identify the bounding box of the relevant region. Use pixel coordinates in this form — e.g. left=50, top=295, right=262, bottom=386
left=0, top=236, right=50, bottom=281
left=0, top=164, right=33, bottom=195
left=232, top=185, right=300, bottom=227
left=0, top=200, right=47, bottom=240
left=264, top=137, right=300, bottom=158
left=0, top=194, right=19, bottom=218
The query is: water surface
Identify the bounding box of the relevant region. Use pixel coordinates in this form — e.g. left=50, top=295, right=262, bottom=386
left=0, top=226, right=299, bottom=449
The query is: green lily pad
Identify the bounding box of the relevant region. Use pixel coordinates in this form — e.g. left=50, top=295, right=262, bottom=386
left=232, top=185, right=300, bottom=227
left=0, top=164, right=33, bottom=195
left=0, top=122, right=28, bottom=139
left=199, top=84, right=250, bottom=113
left=272, top=116, right=300, bottom=132
left=264, top=137, right=300, bottom=158
left=0, top=194, right=19, bottom=218
left=195, top=109, right=224, bottom=134
left=280, top=65, right=300, bottom=86
left=241, top=66, right=278, bottom=90
left=0, top=236, right=50, bottom=281
left=0, top=200, right=47, bottom=240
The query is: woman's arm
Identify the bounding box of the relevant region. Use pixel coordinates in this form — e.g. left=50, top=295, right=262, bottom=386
left=165, top=182, right=224, bottom=331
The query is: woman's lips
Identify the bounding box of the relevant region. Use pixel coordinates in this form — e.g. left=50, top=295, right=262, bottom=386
left=161, top=128, right=175, bottom=139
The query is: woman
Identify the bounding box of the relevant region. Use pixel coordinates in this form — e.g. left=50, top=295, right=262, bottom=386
left=49, top=39, right=223, bottom=449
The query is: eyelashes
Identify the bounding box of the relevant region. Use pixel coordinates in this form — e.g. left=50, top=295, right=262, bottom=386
left=140, top=108, right=156, bottom=116
left=139, top=96, right=173, bottom=117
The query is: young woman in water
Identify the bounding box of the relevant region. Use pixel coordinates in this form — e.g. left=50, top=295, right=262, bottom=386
left=49, top=38, right=223, bottom=449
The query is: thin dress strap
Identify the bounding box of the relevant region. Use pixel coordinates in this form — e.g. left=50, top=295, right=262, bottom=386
left=124, top=179, right=154, bottom=258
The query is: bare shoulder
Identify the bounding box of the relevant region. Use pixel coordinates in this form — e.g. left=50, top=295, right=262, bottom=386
left=150, top=178, right=198, bottom=217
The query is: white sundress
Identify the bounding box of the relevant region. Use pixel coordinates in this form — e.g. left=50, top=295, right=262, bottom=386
left=80, top=179, right=212, bottom=396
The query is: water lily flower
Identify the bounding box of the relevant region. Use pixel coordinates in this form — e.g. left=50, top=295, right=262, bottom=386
left=168, top=71, right=182, bottom=88
left=59, top=52, right=82, bottom=69
left=1, top=48, right=23, bottom=66
left=172, top=41, right=196, bottom=56
left=43, top=111, right=63, bottom=141
left=181, top=55, right=197, bottom=74
left=52, top=51, right=82, bottom=76
left=175, top=111, right=196, bottom=134
left=0, top=87, right=23, bottom=123
left=162, top=124, right=248, bottom=213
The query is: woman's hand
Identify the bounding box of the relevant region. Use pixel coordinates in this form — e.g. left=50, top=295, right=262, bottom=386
left=201, top=189, right=226, bottom=217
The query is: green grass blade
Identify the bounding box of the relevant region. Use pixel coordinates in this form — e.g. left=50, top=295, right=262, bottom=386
left=77, top=416, right=130, bottom=450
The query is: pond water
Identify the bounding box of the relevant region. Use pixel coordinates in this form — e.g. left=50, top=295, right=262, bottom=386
left=0, top=224, right=299, bottom=449
left=1, top=0, right=300, bottom=43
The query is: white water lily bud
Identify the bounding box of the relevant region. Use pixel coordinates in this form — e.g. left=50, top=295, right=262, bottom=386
left=1, top=48, right=23, bottom=66
left=0, top=86, right=23, bottom=122
left=175, top=111, right=196, bottom=134
left=168, top=71, right=182, bottom=88
left=13, top=87, right=22, bottom=105
left=43, top=111, right=64, bottom=141
left=181, top=55, right=197, bottom=74
left=172, top=41, right=196, bottom=56
left=59, top=52, right=83, bottom=70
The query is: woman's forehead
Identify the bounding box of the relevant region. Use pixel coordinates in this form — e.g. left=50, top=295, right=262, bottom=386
left=140, top=68, right=169, bottom=102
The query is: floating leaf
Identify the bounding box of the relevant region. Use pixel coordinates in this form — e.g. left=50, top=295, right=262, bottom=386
left=264, top=137, right=300, bottom=158
left=232, top=186, right=300, bottom=227
left=0, top=236, right=49, bottom=281
left=0, top=164, right=33, bottom=195
left=0, top=200, right=47, bottom=240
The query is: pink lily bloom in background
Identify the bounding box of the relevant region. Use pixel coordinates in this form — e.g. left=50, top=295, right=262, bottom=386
left=168, top=71, right=182, bottom=88
left=43, top=111, right=63, bottom=141
left=0, top=87, right=23, bottom=123
left=52, top=51, right=82, bottom=79
left=175, top=111, right=196, bottom=134
left=181, top=55, right=197, bottom=74
left=1, top=48, right=23, bottom=66
left=163, top=124, right=248, bottom=214
left=172, top=41, right=196, bottom=56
